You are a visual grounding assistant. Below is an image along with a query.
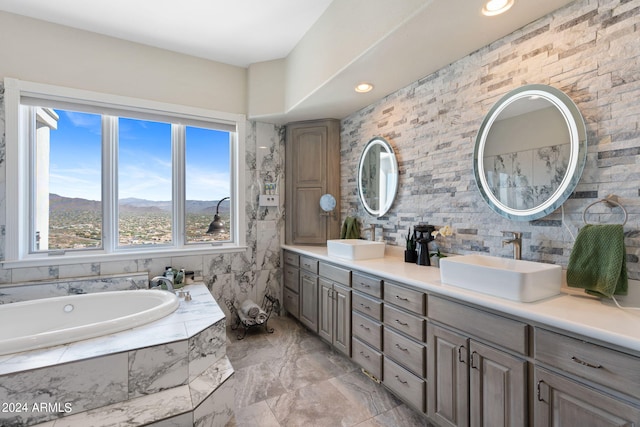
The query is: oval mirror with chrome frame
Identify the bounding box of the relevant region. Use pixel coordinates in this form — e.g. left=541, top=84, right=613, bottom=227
left=358, top=136, right=399, bottom=217
left=474, top=84, right=587, bottom=221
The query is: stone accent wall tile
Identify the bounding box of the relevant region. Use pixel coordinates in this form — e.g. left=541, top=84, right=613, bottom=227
left=340, top=0, right=640, bottom=279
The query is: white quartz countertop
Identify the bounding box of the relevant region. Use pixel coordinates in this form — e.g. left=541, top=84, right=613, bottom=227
left=282, top=244, right=640, bottom=354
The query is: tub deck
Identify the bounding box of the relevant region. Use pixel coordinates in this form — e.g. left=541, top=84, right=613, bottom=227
left=0, top=284, right=234, bottom=427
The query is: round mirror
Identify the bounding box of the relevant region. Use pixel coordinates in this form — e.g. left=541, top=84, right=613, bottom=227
left=319, top=193, right=336, bottom=212
left=358, top=136, right=399, bottom=217
left=474, top=84, right=587, bottom=221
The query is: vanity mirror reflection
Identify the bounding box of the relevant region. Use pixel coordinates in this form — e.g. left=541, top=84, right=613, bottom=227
left=358, top=137, right=399, bottom=217
left=474, top=84, right=587, bottom=221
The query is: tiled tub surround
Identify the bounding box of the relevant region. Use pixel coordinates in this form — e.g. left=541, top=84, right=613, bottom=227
left=283, top=244, right=640, bottom=354
left=0, top=284, right=234, bottom=427
left=340, top=0, right=640, bottom=279
left=0, top=273, right=150, bottom=304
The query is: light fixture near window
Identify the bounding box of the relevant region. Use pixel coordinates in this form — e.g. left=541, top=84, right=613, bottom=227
left=206, top=197, right=230, bottom=234
left=482, top=0, right=514, bottom=16
left=355, top=83, right=374, bottom=93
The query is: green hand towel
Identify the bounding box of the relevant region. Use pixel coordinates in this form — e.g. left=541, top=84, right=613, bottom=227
left=567, top=224, right=628, bottom=298
left=340, top=216, right=361, bottom=239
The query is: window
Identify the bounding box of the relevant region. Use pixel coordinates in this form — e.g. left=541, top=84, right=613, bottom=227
left=4, top=78, right=246, bottom=266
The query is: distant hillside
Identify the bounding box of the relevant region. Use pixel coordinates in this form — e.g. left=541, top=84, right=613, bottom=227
left=50, top=194, right=230, bottom=214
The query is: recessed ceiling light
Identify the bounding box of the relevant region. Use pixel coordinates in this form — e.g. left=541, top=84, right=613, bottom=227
left=355, top=83, right=374, bottom=93
left=482, top=0, right=514, bottom=16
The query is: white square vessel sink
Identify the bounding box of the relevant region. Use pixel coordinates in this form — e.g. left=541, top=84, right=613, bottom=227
left=327, top=239, right=385, bottom=260
left=439, top=254, right=562, bottom=302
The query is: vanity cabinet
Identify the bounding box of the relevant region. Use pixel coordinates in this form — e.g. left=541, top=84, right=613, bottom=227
left=285, top=119, right=340, bottom=245
left=283, top=251, right=300, bottom=319
left=299, top=256, right=319, bottom=332
left=534, top=328, right=640, bottom=426
left=351, top=272, right=384, bottom=380
left=382, top=281, right=427, bottom=412
left=280, top=247, right=640, bottom=427
left=428, top=296, right=528, bottom=427
left=318, top=262, right=352, bottom=356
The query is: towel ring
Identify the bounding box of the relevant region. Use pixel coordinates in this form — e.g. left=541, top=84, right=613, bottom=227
left=582, top=195, right=628, bottom=226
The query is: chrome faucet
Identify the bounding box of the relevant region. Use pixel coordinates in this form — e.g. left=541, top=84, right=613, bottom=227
left=150, top=276, right=174, bottom=292
left=502, top=231, right=522, bottom=260
left=366, top=224, right=376, bottom=241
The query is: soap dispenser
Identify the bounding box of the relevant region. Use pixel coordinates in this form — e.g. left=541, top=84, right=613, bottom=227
left=414, top=225, right=435, bottom=266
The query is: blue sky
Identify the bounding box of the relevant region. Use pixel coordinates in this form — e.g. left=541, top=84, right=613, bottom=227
left=49, top=110, right=231, bottom=201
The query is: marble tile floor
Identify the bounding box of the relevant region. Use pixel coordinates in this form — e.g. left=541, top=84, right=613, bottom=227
left=225, top=314, right=433, bottom=427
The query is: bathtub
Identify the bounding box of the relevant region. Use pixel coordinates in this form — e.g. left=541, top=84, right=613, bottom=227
left=0, top=289, right=179, bottom=355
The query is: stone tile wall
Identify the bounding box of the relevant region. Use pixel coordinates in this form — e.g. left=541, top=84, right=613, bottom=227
left=340, top=0, right=640, bottom=279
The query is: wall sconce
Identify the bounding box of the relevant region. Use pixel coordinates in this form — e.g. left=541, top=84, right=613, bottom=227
left=206, top=196, right=230, bottom=234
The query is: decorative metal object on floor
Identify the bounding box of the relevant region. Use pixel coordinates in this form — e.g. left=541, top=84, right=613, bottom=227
left=225, top=293, right=280, bottom=340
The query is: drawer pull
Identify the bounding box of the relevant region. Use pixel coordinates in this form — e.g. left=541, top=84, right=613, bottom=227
left=571, top=356, right=602, bottom=369
left=359, top=351, right=370, bottom=359
left=359, top=324, right=371, bottom=331
left=395, top=295, right=409, bottom=301
left=395, top=319, right=409, bottom=327
left=395, top=343, right=409, bottom=352
left=359, top=303, right=371, bottom=310
left=360, top=282, right=371, bottom=288
left=394, top=375, right=408, bottom=385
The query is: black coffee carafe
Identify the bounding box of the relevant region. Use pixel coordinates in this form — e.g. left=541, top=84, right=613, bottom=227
left=414, top=225, right=435, bottom=266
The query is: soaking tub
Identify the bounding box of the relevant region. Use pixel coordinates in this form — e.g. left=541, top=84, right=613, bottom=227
left=0, top=289, right=179, bottom=355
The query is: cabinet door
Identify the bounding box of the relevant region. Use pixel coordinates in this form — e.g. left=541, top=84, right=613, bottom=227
left=318, top=277, right=333, bottom=343
left=285, top=120, right=340, bottom=244
left=428, top=324, right=470, bottom=427
left=333, top=283, right=351, bottom=356
left=470, top=341, right=527, bottom=427
left=534, top=367, right=640, bottom=427
left=299, top=272, right=318, bottom=332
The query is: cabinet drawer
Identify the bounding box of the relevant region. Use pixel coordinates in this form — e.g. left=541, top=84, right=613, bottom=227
left=319, top=262, right=351, bottom=286
left=283, top=287, right=299, bottom=319
left=352, top=337, right=382, bottom=380
left=383, top=357, right=425, bottom=412
left=429, top=295, right=528, bottom=355
left=352, top=272, right=383, bottom=298
left=384, top=304, right=426, bottom=342
left=353, top=311, right=382, bottom=350
left=284, top=250, right=299, bottom=267
left=384, top=327, right=426, bottom=377
left=284, top=264, right=299, bottom=292
left=384, top=282, right=426, bottom=315
left=352, top=291, right=382, bottom=320
left=535, top=328, right=640, bottom=398
left=299, top=256, right=318, bottom=273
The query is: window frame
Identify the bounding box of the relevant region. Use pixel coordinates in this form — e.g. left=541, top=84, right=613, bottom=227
left=3, top=78, right=246, bottom=268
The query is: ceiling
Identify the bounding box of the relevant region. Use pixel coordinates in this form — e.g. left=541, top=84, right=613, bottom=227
left=0, top=0, right=578, bottom=123
left=0, top=0, right=334, bottom=67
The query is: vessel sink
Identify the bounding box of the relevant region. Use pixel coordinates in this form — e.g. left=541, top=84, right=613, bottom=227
left=439, top=254, right=562, bottom=302
left=327, top=239, right=385, bottom=260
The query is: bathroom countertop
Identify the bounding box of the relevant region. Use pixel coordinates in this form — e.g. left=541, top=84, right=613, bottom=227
left=0, top=284, right=225, bottom=375
left=283, top=244, right=640, bottom=354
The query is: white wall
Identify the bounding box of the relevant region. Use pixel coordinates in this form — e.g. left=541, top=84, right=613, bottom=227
left=0, top=11, right=247, bottom=115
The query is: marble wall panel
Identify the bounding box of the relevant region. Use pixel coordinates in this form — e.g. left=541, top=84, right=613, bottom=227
left=0, top=353, right=128, bottom=425
left=128, top=340, right=189, bottom=399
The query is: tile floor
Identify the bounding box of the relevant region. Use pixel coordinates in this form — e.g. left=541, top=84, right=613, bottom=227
left=225, top=314, right=433, bottom=427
